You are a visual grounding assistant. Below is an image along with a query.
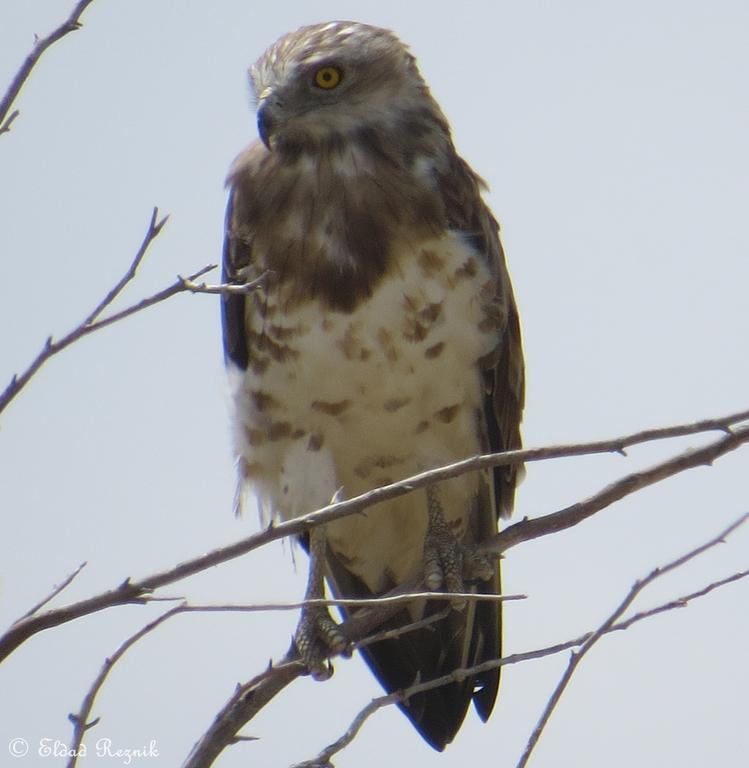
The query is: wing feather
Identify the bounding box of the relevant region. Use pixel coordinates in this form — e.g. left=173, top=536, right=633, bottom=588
left=435, top=150, right=525, bottom=724
left=221, top=187, right=251, bottom=370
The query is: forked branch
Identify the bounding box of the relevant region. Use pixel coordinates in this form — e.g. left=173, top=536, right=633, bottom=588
left=1, top=413, right=748, bottom=663
left=288, top=514, right=749, bottom=768
left=0, top=208, right=224, bottom=417
left=515, top=512, right=749, bottom=768
left=0, top=0, right=98, bottom=135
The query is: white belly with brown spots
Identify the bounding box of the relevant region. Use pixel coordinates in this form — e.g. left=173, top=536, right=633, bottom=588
left=229, top=230, right=498, bottom=593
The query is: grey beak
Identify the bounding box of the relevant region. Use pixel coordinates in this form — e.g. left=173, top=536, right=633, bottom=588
left=256, top=101, right=275, bottom=150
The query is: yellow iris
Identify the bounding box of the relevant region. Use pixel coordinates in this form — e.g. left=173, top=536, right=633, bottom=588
left=314, top=66, right=342, bottom=89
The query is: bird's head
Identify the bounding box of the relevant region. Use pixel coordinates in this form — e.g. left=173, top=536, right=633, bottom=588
left=250, top=21, right=441, bottom=153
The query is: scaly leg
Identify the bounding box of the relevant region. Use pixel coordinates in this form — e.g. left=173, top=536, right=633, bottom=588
left=295, top=525, right=349, bottom=680
left=423, top=485, right=494, bottom=608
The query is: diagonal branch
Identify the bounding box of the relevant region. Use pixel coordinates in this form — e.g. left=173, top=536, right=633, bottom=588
left=0, top=208, right=219, bottom=417
left=293, top=514, right=749, bottom=768
left=183, top=651, right=305, bottom=767
left=66, top=606, right=183, bottom=768
left=182, top=604, right=458, bottom=768
left=179, top=272, right=269, bottom=296
left=154, top=591, right=524, bottom=616
left=0, top=0, right=98, bottom=135
left=61, top=598, right=450, bottom=768
left=1, top=415, right=748, bottom=663
left=12, top=513, right=744, bottom=768
left=17, top=562, right=87, bottom=620
left=68, top=263, right=216, bottom=337
left=69, top=598, right=449, bottom=768
left=515, top=511, right=749, bottom=767
left=483, top=423, right=749, bottom=556
left=81, top=207, right=166, bottom=326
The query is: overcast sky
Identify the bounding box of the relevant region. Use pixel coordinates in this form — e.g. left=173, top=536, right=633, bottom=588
left=1, top=1, right=748, bottom=767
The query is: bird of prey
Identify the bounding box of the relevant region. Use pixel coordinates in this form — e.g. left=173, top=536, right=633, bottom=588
left=221, top=21, right=524, bottom=751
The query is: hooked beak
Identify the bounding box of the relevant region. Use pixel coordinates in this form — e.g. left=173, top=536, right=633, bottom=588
left=256, top=87, right=280, bottom=150
left=256, top=100, right=275, bottom=150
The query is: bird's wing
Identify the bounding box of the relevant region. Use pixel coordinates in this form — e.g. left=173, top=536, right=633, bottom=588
left=435, top=150, right=524, bottom=724
left=221, top=144, right=256, bottom=370
left=437, top=152, right=526, bottom=518
left=221, top=143, right=274, bottom=518
left=221, top=184, right=249, bottom=370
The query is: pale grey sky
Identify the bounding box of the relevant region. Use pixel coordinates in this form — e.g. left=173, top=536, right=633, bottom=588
left=1, top=1, right=748, bottom=767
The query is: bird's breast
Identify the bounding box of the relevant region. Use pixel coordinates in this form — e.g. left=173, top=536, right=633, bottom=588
left=230, top=229, right=500, bottom=590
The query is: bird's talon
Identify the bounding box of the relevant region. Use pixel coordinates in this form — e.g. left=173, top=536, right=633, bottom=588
left=295, top=607, right=349, bottom=680
left=464, top=547, right=494, bottom=583
left=423, top=520, right=467, bottom=609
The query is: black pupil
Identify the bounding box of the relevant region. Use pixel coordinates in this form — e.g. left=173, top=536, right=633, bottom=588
left=322, top=71, right=333, bottom=81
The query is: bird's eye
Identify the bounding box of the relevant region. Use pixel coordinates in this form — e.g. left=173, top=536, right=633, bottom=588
left=313, top=66, right=342, bottom=89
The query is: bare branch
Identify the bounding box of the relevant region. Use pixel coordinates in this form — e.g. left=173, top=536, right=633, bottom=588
left=292, top=694, right=399, bottom=768
left=2, top=416, right=748, bottom=663
left=18, top=562, right=87, bottom=620
left=71, top=263, right=216, bottom=336
left=191, top=556, right=749, bottom=767
left=64, top=600, right=344, bottom=768
left=179, top=271, right=269, bottom=296
left=184, top=604, right=457, bottom=768
left=49, top=513, right=739, bottom=768
left=515, top=512, right=749, bottom=768
left=0, top=0, right=98, bottom=135
left=66, top=606, right=183, bottom=768
left=184, top=652, right=305, bottom=767
left=174, top=591, right=524, bottom=613
left=483, top=423, right=749, bottom=556
left=81, top=207, right=167, bottom=325
left=0, top=208, right=218, bottom=417
left=184, top=608, right=457, bottom=766
left=354, top=608, right=451, bottom=650
left=614, top=569, right=749, bottom=630
left=0, top=109, right=19, bottom=136
left=294, top=514, right=749, bottom=768
left=62, top=598, right=476, bottom=768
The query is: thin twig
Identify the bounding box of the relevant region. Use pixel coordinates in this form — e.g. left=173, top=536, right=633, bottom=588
left=68, top=263, right=216, bottom=336
left=0, top=110, right=19, bottom=135
left=354, top=608, right=452, bottom=650
left=183, top=609, right=456, bottom=767
left=184, top=605, right=458, bottom=768
left=63, top=594, right=473, bottom=764
left=0, top=0, right=98, bottom=134
left=81, top=207, right=166, bottom=325
left=515, top=512, right=749, bottom=768
left=66, top=606, right=183, bottom=768
left=18, top=562, right=87, bottom=620
left=183, top=651, right=305, bottom=767
left=613, top=569, right=749, bottom=630
left=176, top=591, right=524, bottom=614
left=2, top=416, right=748, bottom=663
left=293, top=515, right=749, bottom=768
left=179, top=272, right=268, bottom=296
left=0, top=209, right=217, bottom=417
left=482, top=423, right=749, bottom=556
left=291, top=694, right=399, bottom=768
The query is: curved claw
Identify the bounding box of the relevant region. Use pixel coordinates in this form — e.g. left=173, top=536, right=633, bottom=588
left=463, top=546, right=494, bottom=583
left=295, top=607, right=349, bottom=681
